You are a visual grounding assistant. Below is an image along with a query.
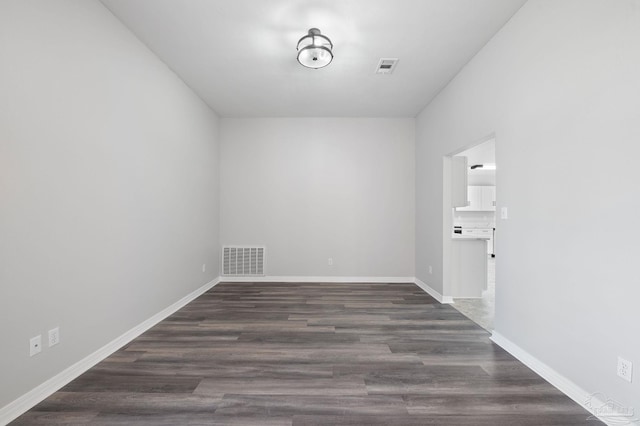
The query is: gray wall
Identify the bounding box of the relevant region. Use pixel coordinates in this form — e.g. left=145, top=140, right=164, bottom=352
left=0, top=0, right=220, bottom=409
left=220, top=118, right=415, bottom=278
left=416, top=0, right=639, bottom=409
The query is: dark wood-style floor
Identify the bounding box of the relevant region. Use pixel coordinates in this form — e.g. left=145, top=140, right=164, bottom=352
left=13, top=282, right=597, bottom=425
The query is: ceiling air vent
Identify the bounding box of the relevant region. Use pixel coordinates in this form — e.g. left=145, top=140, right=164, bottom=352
left=376, top=58, right=398, bottom=74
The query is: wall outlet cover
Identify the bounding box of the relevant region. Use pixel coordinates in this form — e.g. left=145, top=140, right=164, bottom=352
left=617, top=357, right=633, bottom=382
left=48, top=327, right=60, bottom=347
left=30, top=335, right=42, bottom=357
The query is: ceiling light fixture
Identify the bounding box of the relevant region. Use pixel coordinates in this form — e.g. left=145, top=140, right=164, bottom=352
left=297, top=28, right=333, bottom=69
left=470, top=163, right=497, bottom=170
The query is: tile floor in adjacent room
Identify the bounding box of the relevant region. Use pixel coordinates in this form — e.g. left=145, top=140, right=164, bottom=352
left=452, top=256, right=495, bottom=331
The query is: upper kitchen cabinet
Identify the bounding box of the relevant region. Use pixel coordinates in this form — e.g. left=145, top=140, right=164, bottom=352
left=456, top=185, right=496, bottom=211
left=480, top=186, right=496, bottom=211
left=461, top=186, right=481, bottom=210
left=452, top=156, right=468, bottom=208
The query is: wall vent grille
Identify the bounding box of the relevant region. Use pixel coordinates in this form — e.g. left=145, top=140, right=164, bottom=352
left=376, top=58, right=399, bottom=74
left=222, top=246, right=265, bottom=276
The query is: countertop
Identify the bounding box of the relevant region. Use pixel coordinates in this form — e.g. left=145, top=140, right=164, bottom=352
left=452, top=235, right=491, bottom=240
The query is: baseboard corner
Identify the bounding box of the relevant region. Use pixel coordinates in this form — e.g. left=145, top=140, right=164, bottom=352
left=0, top=277, right=221, bottom=425
left=413, top=277, right=452, bottom=304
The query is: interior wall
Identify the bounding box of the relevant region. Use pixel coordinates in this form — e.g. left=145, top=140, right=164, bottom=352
left=0, top=0, right=220, bottom=409
left=220, top=118, right=415, bottom=278
left=416, top=0, right=639, bottom=409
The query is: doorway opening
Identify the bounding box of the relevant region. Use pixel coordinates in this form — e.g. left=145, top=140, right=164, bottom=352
left=443, top=136, right=496, bottom=331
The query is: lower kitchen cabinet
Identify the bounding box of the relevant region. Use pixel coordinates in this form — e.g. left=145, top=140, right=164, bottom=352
left=451, top=239, right=488, bottom=298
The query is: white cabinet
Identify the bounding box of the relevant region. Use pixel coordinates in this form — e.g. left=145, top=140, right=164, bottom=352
left=451, top=239, right=488, bottom=297
left=480, top=186, right=496, bottom=211
left=467, top=186, right=483, bottom=211
left=451, top=156, right=468, bottom=208
left=461, top=228, right=492, bottom=238
left=456, top=186, right=495, bottom=211
left=458, top=228, right=494, bottom=255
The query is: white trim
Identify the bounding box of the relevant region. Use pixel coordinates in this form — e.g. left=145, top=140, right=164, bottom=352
left=490, top=331, right=617, bottom=426
left=0, top=275, right=456, bottom=424
left=221, top=275, right=414, bottom=284
left=0, top=278, right=221, bottom=426
left=414, top=277, right=454, bottom=304
left=221, top=276, right=455, bottom=305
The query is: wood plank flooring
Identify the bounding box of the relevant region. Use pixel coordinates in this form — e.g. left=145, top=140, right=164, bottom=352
left=12, top=282, right=598, bottom=425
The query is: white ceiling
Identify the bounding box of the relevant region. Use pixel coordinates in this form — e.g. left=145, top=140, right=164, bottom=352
left=101, top=0, right=527, bottom=117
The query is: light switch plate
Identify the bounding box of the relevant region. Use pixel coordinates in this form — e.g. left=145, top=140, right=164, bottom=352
left=501, top=207, right=508, bottom=219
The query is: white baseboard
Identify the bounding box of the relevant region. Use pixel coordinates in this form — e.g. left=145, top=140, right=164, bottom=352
left=0, top=278, right=221, bottom=426
left=413, top=278, right=454, bottom=304
left=490, top=331, right=623, bottom=426
left=0, top=275, right=464, bottom=425
left=221, top=275, right=414, bottom=284
left=221, top=276, right=455, bottom=305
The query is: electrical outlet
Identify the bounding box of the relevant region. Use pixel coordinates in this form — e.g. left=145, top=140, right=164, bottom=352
left=29, top=335, right=42, bottom=357
left=328, top=258, right=333, bottom=266
left=202, top=264, right=206, bottom=272
left=48, top=327, right=60, bottom=347
left=617, top=357, right=633, bottom=382
left=428, top=265, right=433, bottom=274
